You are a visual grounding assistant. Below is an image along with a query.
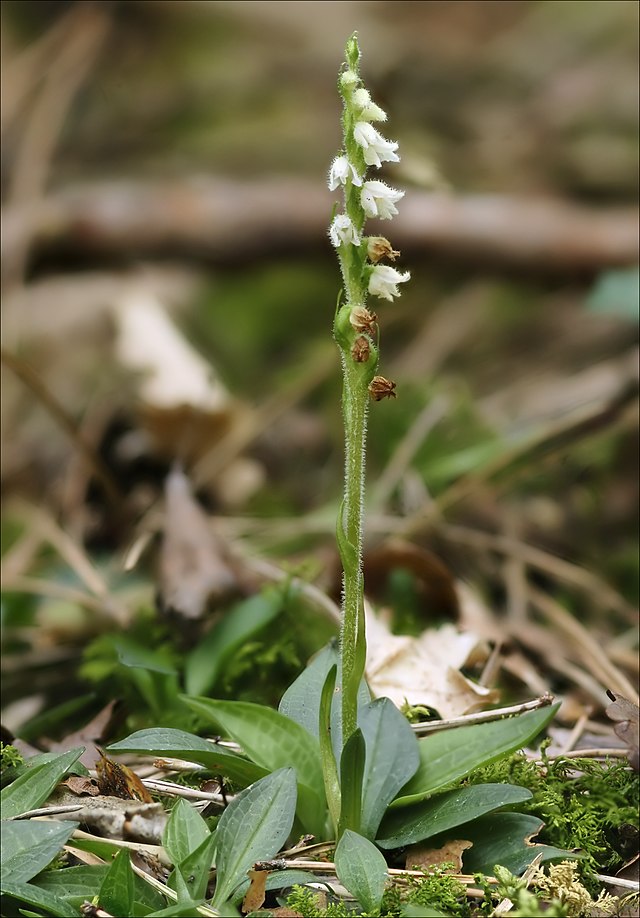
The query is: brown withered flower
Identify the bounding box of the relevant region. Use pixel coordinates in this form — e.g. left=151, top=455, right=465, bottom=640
left=349, top=305, right=378, bottom=336
left=351, top=335, right=371, bottom=363
left=368, top=375, right=397, bottom=401
left=367, top=236, right=400, bottom=263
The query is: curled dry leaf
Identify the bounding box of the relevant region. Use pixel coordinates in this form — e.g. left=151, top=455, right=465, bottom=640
left=62, top=775, right=100, bottom=797
left=365, top=606, right=498, bottom=718
left=605, top=690, right=640, bottom=771
left=242, top=868, right=268, bottom=914
left=96, top=748, right=153, bottom=803
left=405, top=838, right=472, bottom=872
left=159, top=466, right=238, bottom=620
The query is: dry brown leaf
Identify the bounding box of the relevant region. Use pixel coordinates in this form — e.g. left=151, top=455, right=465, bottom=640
left=605, top=691, right=640, bottom=771
left=405, top=838, right=472, bottom=871
left=96, top=749, right=153, bottom=803
left=242, top=868, right=268, bottom=914
left=365, top=605, right=499, bottom=718
left=62, top=775, right=100, bottom=797
left=159, top=466, right=238, bottom=620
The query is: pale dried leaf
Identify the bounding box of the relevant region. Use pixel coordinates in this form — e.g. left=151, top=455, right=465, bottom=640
left=159, top=466, right=238, bottom=619
left=405, top=839, right=472, bottom=872
left=242, top=868, right=268, bottom=914
left=115, top=287, right=229, bottom=413
left=365, top=607, right=499, bottom=718
left=606, top=691, right=640, bottom=771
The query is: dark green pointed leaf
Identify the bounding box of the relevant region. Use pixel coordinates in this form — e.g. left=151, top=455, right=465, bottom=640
left=182, top=697, right=325, bottom=835
left=378, top=783, right=532, bottom=848
left=461, top=812, right=578, bottom=876
left=318, top=664, right=341, bottom=831
left=393, top=704, right=559, bottom=807
left=1, top=747, right=84, bottom=819
left=339, top=728, right=365, bottom=836
left=1, top=821, right=76, bottom=884
left=170, top=832, right=217, bottom=902
left=34, top=865, right=108, bottom=908
left=279, top=643, right=339, bottom=738
left=107, top=728, right=266, bottom=787
left=335, top=830, right=388, bottom=913
left=185, top=589, right=283, bottom=696
left=163, top=798, right=210, bottom=867
left=0, top=882, right=79, bottom=918
left=359, top=698, right=419, bottom=839
left=211, top=767, right=297, bottom=908
left=99, top=848, right=135, bottom=917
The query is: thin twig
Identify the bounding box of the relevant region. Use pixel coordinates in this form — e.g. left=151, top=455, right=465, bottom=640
left=142, top=778, right=227, bottom=806
left=594, top=874, right=640, bottom=892
left=10, top=804, right=84, bottom=820
left=411, top=694, right=554, bottom=735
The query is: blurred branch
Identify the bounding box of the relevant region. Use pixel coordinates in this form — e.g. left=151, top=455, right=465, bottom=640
left=2, top=6, right=110, bottom=288
left=2, top=178, right=637, bottom=274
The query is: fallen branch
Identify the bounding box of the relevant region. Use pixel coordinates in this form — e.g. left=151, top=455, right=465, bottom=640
left=2, top=178, right=637, bottom=272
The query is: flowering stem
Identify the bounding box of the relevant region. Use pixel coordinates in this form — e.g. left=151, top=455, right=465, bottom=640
left=328, top=33, right=410, bottom=834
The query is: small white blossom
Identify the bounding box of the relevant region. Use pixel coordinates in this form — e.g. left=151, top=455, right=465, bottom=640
left=340, top=69, right=358, bottom=89
left=368, top=264, right=410, bottom=301
left=360, top=180, right=404, bottom=220
left=329, top=214, right=361, bottom=248
left=328, top=155, right=363, bottom=190
left=353, top=87, right=387, bottom=122
left=353, top=122, right=399, bottom=167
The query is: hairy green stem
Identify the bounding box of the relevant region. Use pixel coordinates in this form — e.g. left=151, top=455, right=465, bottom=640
left=339, top=351, right=369, bottom=743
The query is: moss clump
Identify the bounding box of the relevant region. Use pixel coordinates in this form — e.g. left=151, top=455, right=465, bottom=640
left=467, top=748, right=639, bottom=877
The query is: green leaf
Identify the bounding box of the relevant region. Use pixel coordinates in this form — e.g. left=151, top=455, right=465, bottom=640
left=1, top=821, right=76, bottom=884
left=359, top=698, right=420, bottom=840
left=169, top=831, right=217, bottom=903
left=377, top=783, right=532, bottom=848
left=461, top=812, right=578, bottom=876
left=99, top=848, right=135, bottom=917
left=334, top=830, right=388, bottom=913
left=211, top=767, right=297, bottom=908
left=0, top=882, right=79, bottom=918
left=393, top=704, right=559, bottom=806
left=35, top=865, right=108, bottom=907
left=113, top=635, right=177, bottom=674
left=107, top=728, right=266, bottom=787
left=182, top=697, right=325, bottom=836
left=318, top=664, right=341, bottom=832
left=163, top=798, right=210, bottom=867
left=185, top=589, right=283, bottom=696
left=1, top=747, right=84, bottom=819
left=279, top=643, right=339, bottom=739
left=339, top=728, right=365, bottom=837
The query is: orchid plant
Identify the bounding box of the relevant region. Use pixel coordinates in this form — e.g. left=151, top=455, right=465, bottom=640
left=102, top=35, right=567, bottom=914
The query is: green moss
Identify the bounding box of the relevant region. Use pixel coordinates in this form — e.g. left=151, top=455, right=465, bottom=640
left=467, top=748, right=639, bottom=878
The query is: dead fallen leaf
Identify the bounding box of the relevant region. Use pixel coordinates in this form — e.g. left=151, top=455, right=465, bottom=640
left=269, top=910, right=304, bottom=918
left=405, top=838, right=472, bottom=872
left=365, top=604, right=499, bottom=718
left=605, top=691, right=640, bottom=771
left=95, top=748, right=153, bottom=803
left=242, top=868, right=268, bottom=914
left=49, top=700, right=122, bottom=768
left=62, top=775, right=100, bottom=797
left=159, top=466, right=238, bottom=620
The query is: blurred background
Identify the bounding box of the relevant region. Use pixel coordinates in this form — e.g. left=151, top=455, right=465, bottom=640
left=1, top=1, right=638, bottom=733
